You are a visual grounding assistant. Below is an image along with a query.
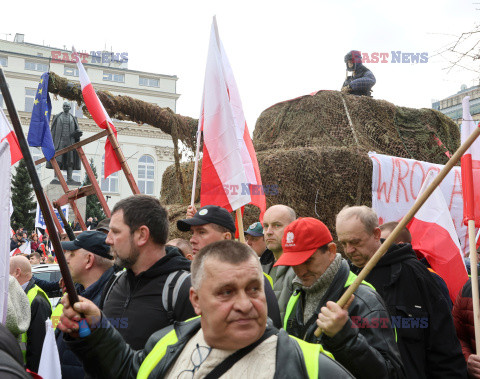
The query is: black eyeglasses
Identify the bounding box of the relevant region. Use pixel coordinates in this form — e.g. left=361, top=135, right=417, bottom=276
left=177, top=344, right=212, bottom=379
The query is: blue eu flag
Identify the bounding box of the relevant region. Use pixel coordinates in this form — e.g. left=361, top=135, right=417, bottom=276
left=27, top=72, right=55, bottom=161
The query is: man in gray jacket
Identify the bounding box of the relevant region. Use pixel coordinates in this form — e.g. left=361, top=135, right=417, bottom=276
left=278, top=217, right=405, bottom=379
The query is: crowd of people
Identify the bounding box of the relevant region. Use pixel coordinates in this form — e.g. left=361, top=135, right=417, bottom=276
left=2, top=194, right=479, bottom=378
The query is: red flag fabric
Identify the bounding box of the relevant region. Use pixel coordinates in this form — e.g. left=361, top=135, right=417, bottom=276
left=73, top=51, right=121, bottom=178
left=0, top=108, right=22, bottom=164
left=407, top=171, right=469, bottom=302
left=199, top=18, right=266, bottom=219
left=461, top=96, right=480, bottom=230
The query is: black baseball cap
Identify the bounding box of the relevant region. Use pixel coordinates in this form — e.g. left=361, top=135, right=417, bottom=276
left=61, top=230, right=112, bottom=259
left=177, top=205, right=236, bottom=233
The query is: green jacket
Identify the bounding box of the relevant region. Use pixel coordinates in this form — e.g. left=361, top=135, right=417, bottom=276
left=67, top=316, right=354, bottom=378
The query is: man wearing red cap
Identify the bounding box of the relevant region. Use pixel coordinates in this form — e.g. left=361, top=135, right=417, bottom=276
left=277, top=217, right=404, bottom=379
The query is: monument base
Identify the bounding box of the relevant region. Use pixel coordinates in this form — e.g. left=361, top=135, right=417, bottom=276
left=45, top=183, right=86, bottom=224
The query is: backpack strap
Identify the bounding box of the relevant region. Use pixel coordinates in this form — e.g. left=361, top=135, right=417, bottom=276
left=101, top=270, right=126, bottom=307
left=162, top=271, right=190, bottom=323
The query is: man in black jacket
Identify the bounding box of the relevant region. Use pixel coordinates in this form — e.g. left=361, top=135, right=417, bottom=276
left=336, top=205, right=467, bottom=378
left=178, top=204, right=282, bottom=328
left=277, top=217, right=404, bottom=379
left=100, top=195, right=196, bottom=350
left=53, top=230, right=116, bottom=379
left=9, top=256, right=51, bottom=373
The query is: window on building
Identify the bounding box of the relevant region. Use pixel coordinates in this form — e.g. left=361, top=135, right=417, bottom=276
left=69, top=101, right=83, bottom=118
left=0, top=57, right=7, bottom=67
left=25, top=88, right=36, bottom=112
left=139, top=77, right=159, bottom=87
left=64, top=66, right=79, bottom=77
left=101, top=155, right=119, bottom=193
left=103, top=72, right=124, bottom=83
left=138, top=155, right=155, bottom=195
left=25, top=60, right=48, bottom=72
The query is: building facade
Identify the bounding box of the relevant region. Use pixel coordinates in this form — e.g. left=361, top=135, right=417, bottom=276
left=0, top=33, right=178, bottom=215
left=432, top=83, right=480, bottom=126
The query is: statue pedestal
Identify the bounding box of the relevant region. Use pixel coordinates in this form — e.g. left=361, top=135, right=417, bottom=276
left=45, top=183, right=86, bottom=224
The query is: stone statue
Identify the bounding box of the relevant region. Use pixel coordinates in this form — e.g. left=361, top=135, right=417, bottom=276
left=46, top=102, right=83, bottom=185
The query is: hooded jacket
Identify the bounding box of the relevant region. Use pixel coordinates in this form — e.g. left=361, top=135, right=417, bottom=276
left=100, top=246, right=195, bottom=350
left=343, top=50, right=376, bottom=96
left=360, top=243, right=467, bottom=379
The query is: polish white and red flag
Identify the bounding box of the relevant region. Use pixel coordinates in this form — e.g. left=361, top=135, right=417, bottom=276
left=198, top=17, right=266, bottom=219
left=73, top=50, right=121, bottom=178
left=0, top=108, right=22, bottom=165
left=36, top=228, right=43, bottom=242
left=10, top=240, right=30, bottom=257
left=407, top=170, right=468, bottom=303
left=461, top=97, right=480, bottom=251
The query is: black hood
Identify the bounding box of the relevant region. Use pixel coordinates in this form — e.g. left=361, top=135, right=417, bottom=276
left=129, top=245, right=191, bottom=279
left=376, top=242, right=418, bottom=267
left=344, top=50, right=363, bottom=71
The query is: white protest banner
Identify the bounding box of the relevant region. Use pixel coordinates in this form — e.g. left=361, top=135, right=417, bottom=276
left=369, top=152, right=469, bottom=252
left=35, top=203, right=69, bottom=230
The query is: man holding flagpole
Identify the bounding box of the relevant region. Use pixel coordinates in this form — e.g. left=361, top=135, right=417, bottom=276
left=336, top=205, right=467, bottom=378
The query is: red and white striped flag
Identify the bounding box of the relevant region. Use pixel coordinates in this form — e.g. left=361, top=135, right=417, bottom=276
left=407, top=170, right=468, bottom=302
left=461, top=96, right=480, bottom=252
left=198, top=17, right=266, bottom=219
left=36, top=228, right=43, bottom=242
left=461, top=98, right=480, bottom=213
left=0, top=108, right=22, bottom=165
left=73, top=50, right=121, bottom=178
left=10, top=240, right=30, bottom=257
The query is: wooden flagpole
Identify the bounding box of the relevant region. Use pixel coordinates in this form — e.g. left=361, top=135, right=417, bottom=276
left=236, top=209, right=245, bottom=243
left=468, top=220, right=480, bottom=353
left=0, top=67, right=90, bottom=336
left=314, top=124, right=480, bottom=337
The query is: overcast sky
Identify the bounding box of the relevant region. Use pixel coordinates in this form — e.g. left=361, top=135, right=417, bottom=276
left=2, top=0, right=479, bottom=131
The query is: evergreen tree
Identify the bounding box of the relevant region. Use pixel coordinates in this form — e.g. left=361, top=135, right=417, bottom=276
left=11, top=159, right=36, bottom=232
left=83, top=158, right=105, bottom=220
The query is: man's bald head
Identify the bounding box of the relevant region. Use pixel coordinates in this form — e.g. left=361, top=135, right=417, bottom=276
left=263, top=204, right=296, bottom=257
left=10, top=256, right=32, bottom=285
left=264, top=205, right=296, bottom=223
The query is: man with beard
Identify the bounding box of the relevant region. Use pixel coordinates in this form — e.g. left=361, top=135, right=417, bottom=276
left=100, top=195, right=196, bottom=350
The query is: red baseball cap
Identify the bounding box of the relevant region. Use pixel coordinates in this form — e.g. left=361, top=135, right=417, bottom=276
left=274, top=217, right=333, bottom=266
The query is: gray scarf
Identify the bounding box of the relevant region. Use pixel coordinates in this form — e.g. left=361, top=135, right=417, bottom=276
left=292, top=254, right=342, bottom=322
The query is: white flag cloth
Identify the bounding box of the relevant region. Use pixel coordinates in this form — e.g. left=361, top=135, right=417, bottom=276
left=10, top=240, right=30, bottom=257
left=0, top=141, right=11, bottom=324
left=198, top=17, right=265, bottom=217
left=38, top=318, right=61, bottom=379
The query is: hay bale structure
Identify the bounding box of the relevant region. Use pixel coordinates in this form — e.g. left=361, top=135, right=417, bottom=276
left=162, top=91, right=460, bottom=239
left=46, top=74, right=459, bottom=239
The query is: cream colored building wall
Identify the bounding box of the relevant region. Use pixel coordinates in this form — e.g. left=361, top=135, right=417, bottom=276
left=1, top=37, right=180, bottom=215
